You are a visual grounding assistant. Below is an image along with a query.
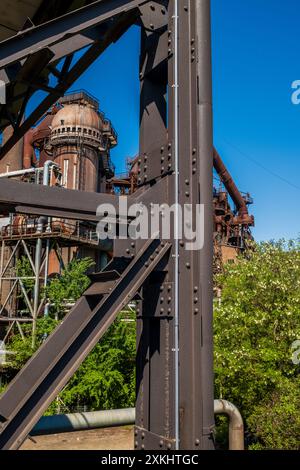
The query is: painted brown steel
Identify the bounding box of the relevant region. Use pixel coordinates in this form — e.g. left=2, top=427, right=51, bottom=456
left=0, top=0, right=215, bottom=452
left=196, top=0, right=215, bottom=449
left=175, top=0, right=214, bottom=449
left=134, top=0, right=174, bottom=451
left=0, top=238, right=171, bottom=449
left=135, top=0, right=215, bottom=450
left=0, top=178, right=120, bottom=220
left=0, top=0, right=147, bottom=69
left=0, top=9, right=138, bottom=159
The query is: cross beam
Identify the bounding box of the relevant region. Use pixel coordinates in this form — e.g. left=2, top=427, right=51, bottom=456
left=0, top=0, right=146, bottom=69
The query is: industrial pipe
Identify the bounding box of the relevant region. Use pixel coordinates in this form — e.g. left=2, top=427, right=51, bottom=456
left=214, top=399, right=244, bottom=450
left=213, top=148, right=248, bottom=218
left=42, top=161, right=60, bottom=296
left=43, top=160, right=60, bottom=186
left=23, top=111, right=55, bottom=169
left=0, top=168, right=37, bottom=178
left=32, top=228, right=43, bottom=349
left=32, top=408, right=136, bottom=436
left=32, top=401, right=244, bottom=450
left=23, top=129, right=35, bottom=169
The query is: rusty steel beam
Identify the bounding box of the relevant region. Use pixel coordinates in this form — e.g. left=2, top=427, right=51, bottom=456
left=0, top=9, right=138, bottom=159
left=175, top=0, right=214, bottom=449
left=213, top=148, right=249, bottom=218
left=0, top=178, right=122, bottom=220
left=0, top=238, right=171, bottom=449
left=0, top=0, right=146, bottom=69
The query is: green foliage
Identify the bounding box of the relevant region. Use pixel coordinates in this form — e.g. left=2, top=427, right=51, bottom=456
left=1, top=257, right=136, bottom=414
left=248, top=378, right=300, bottom=450
left=0, top=317, right=59, bottom=386
left=47, top=312, right=136, bottom=414
left=16, top=256, right=35, bottom=294
left=45, top=257, right=94, bottom=318
left=214, top=239, right=300, bottom=449
left=5, top=239, right=300, bottom=448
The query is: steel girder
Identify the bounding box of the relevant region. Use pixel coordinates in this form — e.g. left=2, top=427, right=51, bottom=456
left=134, top=0, right=214, bottom=450
left=0, top=11, right=137, bottom=158
left=0, top=0, right=145, bottom=154
left=0, top=0, right=214, bottom=451
left=0, top=0, right=147, bottom=69
left=0, top=178, right=123, bottom=220
left=0, top=238, right=171, bottom=449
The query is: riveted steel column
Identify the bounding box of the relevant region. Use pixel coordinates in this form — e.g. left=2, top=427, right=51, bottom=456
left=196, top=0, right=215, bottom=450
left=135, top=0, right=214, bottom=450
left=168, top=0, right=214, bottom=449
left=135, top=0, right=176, bottom=451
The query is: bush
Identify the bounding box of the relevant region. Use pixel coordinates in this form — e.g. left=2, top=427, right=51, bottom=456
left=49, top=312, right=136, bottom=413
left=214, top=239, right=300, bottom=449
left=1, top=258, right=136, bottom=414
left=248, top=378, right=300, bottom=450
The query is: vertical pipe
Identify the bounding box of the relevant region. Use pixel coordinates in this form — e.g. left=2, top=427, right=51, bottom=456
left=32, top=237, right=42, bottom=349
left=23, top=130, right=34, bottom=169
left=43, top=160, right=59, bottom=186
left=214, top=400, right=244, bottom=450
left=196, top=0, right=215, bottom=448
left=42, top=161, right=59, bottom=299
left=44, top=240, right=50, bottom=289
left=0, top=239, right=5, bottom=295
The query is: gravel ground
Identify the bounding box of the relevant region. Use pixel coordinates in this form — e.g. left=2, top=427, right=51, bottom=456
left=21, top=426, right=134, bottom=450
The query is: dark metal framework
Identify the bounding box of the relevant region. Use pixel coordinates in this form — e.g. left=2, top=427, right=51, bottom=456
left=0, top=0, right=214, bottom=450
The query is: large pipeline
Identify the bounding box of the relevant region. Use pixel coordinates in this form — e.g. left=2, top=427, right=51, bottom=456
left=32, top=408, right=135, bottom=436
left=213, top=148, right=248, bottom=218
left=23, top=111, right=56, bottom=169
left=32, top=401, right=244, bottom=450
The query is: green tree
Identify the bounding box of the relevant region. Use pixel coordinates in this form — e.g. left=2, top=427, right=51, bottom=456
left=48, top=310, right=136, bottom=414
left=5, top=317, right=59, bottom=378
left=1, top=258, right=136, bottom=414
left=214, top=239, right=300, bottom=449
left=45, top=257, right=94, bottom=318
left=248, top=378, right=300, bottom=450
left=16, top=256, right=35, bottom=293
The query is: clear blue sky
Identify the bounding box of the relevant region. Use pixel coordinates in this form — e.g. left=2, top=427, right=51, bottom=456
left=29, top=0, right=300, bottom=242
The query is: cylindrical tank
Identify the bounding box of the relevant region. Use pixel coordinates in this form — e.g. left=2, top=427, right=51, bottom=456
left=0, top=126, right=23, bottom=174
left=50, top=104, right=104, bottom=192
left=48, top=103, right=103, bottom=274
left=33, top=113, right=55, bottom=167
